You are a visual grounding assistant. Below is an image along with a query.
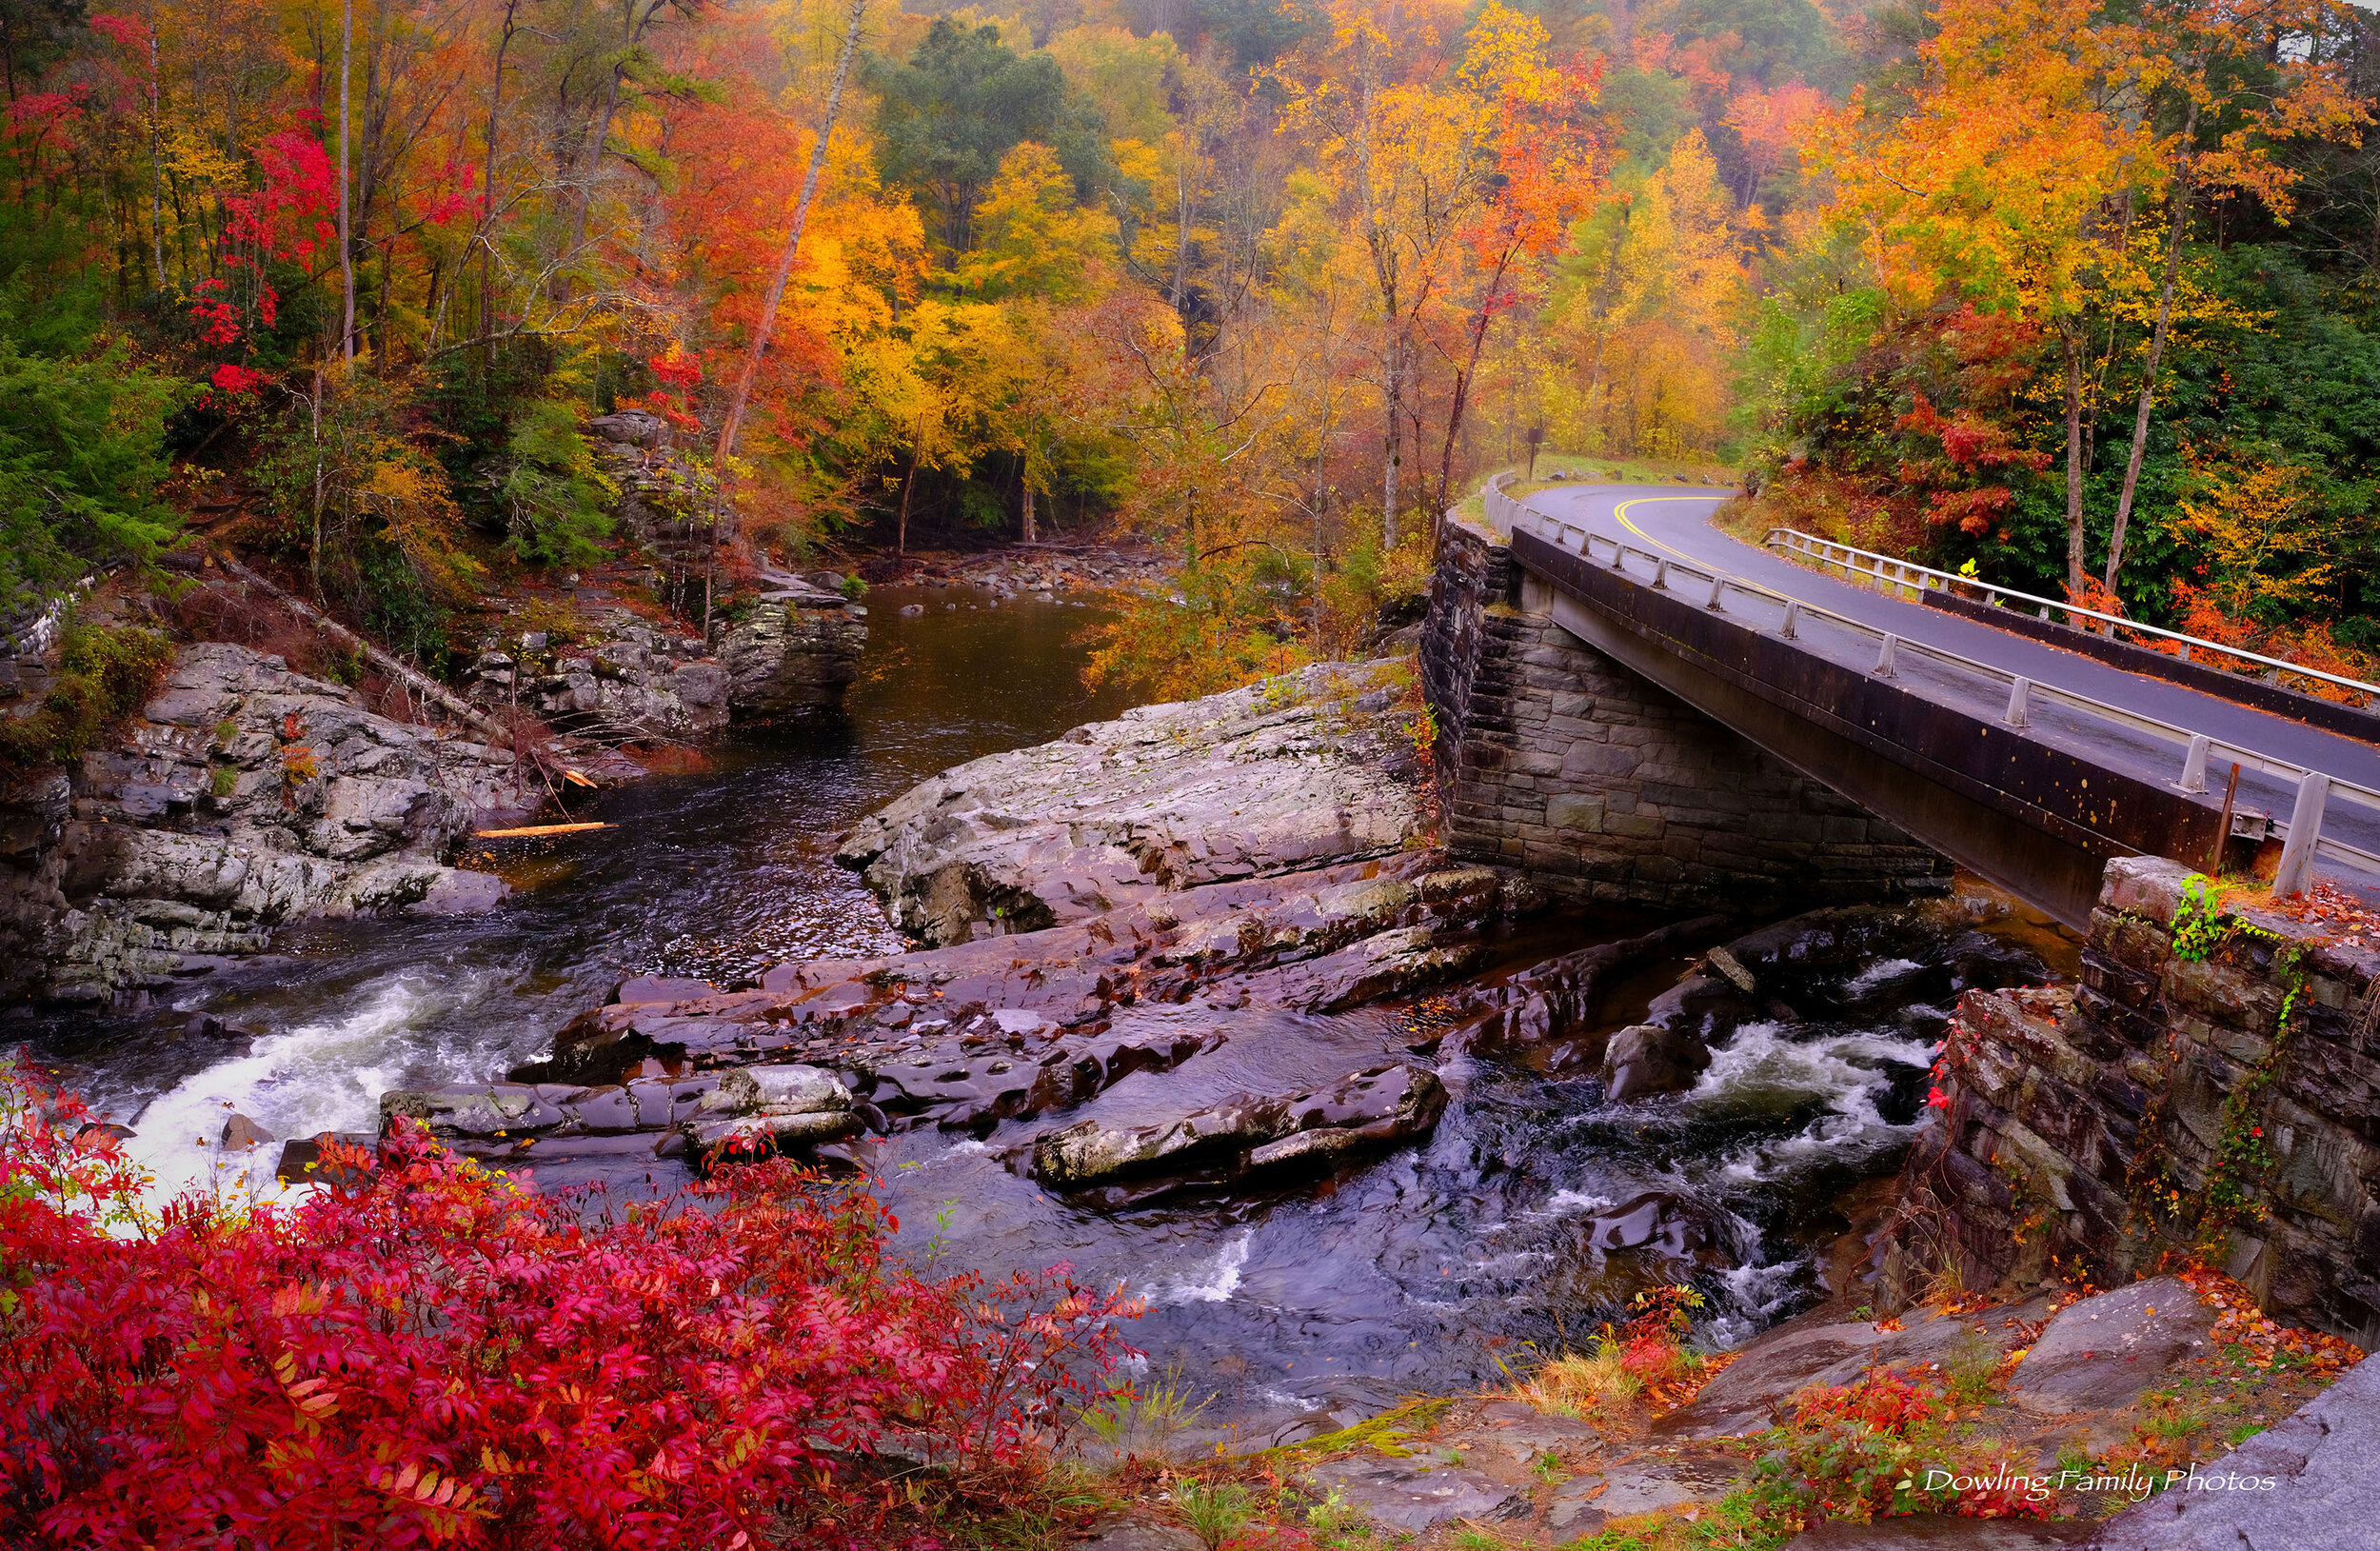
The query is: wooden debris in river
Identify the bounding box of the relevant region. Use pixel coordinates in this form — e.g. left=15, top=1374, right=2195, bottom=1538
left=473, top=822, right=614, bottom=839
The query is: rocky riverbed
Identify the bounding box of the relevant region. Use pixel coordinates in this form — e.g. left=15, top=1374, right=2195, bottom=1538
left=358, top=659, right=2065, bottom=1434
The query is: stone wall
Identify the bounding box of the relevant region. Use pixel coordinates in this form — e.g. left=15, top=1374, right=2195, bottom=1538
left=1890, top=854, right=2380, bottom=1349
left=1419, top=513, right=1948, bottom=913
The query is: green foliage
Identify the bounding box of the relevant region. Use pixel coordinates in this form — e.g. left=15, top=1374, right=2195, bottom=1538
left=500, top=399, right=617, bottom=567
left=2172, top=874, right=2229, bottom=963
left=0, top=336, right=182, bottom=613
left=869, top=17, right=1121, bottom=259
left=0, top=624, right=173, bottom=767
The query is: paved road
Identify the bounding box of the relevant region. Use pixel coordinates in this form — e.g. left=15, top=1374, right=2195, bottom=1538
left=1513, top=483, right=2380, bottom=881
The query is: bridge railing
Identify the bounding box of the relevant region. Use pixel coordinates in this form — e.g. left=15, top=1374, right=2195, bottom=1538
left=1764, top=525, right=2380, bottom=706
left=1481, top=472, right=1526, bottom=537
left=1516, top=509, right=2380, bottom=898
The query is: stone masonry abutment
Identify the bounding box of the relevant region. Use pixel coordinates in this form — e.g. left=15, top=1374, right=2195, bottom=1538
left=1420, top=513, right=1950, bottom=913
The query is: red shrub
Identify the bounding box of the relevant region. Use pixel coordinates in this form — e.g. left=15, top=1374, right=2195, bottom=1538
left=0, top=1068, right=1139, bottom=1548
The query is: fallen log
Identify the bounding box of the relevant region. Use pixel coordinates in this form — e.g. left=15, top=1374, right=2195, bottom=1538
left=472, top=822, right=614, bottom=839
left=209, top=552, right=512, bottom=748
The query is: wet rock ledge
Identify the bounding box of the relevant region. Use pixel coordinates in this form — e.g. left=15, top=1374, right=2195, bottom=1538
left=376, top=853, right=1527, bottom=1194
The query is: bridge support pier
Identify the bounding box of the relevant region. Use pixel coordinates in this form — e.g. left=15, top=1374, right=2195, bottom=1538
left=1422, top=515, right=1951, bottom=913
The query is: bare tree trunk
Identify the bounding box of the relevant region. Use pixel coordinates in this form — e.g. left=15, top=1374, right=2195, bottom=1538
left=1020, top=481, right=1036, bottom=543
left=897, top=436, right=921, bottom=557
left=476, top=0, right=521, bottom=376
left=1433, top=243, right=1519, bottom=527
left=2062, top=326, right=2087, bottom=601
left=2104, top=102, right=2198, bottom=597
left=309, top=369, right=327, bottom=597
left=147, top=18, right=165, bottom=287
left=714, top=0, right=867, bottom=465
left=1381, top=334, right=1402, bottom=550
left=337, top=0, right=355, bottom=362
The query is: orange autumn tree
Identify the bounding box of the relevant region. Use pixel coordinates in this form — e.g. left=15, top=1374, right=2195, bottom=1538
left=1811, top=0, right=2159, bottom=596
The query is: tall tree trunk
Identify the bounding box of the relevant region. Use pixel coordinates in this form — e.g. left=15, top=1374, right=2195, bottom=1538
left=1381, top=332, right=1402, bottom=550
left=2062, top=325, right=2086, bottom=601
left=1434, top=243, right=1520, bottom=525
left=897, top=435, right=921, bottom=557
left=337, top=0, right=355, bottom=362
left=2104, top=101, right=2198, bottom=598
left=715, top=0, right=867, bottom=466
left=148, top=18, right=165, bottom=287
left=477, top=0, right=521, bottom=376
left=1020, top=480, right=1036, bottom=543
left=563, top=2, right=647, bottom=300
left=310, top=369, right=327, bottom=598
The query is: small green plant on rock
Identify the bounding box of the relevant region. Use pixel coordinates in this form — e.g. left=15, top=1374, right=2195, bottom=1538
left=1945, top=1334, right=2003, bottom=1407
left=1172, top=1478, right=1253, bottom=1549
left=208, top=766, right=238, bottom=799
left=2172, top=874, right=2231, bottom=962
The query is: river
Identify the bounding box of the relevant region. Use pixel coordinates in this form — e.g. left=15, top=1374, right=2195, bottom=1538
left=14, top=584, right=2055, bottom=1443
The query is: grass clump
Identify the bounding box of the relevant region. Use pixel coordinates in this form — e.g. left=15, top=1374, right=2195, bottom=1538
left=1516, top=1284, right=1711, bottom=1422
left=1172, top=1478, right=1253, bottom=1549
left=1081, top=1362, right=1213, bottom=1456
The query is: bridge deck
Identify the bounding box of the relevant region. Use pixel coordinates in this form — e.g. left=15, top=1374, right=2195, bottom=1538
left=1504, top=484, right=2380, bottom=910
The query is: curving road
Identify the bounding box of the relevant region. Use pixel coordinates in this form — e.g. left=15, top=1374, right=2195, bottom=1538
left=1510, top=482, right=2380, bottom=888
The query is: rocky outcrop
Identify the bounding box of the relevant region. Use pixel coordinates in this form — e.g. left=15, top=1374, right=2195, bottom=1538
left=464, top=606, right=727, bottom=744
left=1888, top=855, right=2380, bottom=1350
left=385, top=853, right=1531, bottom=1189
left=2093, top=1345, right=2380, bottom=1551
left=379, top=1060, right=859, bottom=1169
left=835, top=661, right=1423, bottom=945
left=718, top=586, right=867, bottom=713
left=1432, top=911, right=1729, bottom=1067
left=567, top=413, right=867, bottom=721
left=3, top=642, right=514, bottom=1002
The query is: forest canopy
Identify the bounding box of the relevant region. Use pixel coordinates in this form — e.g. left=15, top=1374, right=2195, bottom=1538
left=1, top=0, right=2376, bottom=691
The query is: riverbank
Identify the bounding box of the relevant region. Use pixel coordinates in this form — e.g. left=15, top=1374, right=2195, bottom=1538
left=0, top=522, right=1178, bottom=1007
left=10, top=621, right=2367, bottom=1549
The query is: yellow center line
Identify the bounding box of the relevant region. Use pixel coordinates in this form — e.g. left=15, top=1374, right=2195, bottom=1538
left=1611, top=495, right=1734, bottom=575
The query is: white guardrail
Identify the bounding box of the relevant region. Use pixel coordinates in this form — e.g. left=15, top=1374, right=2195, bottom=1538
left=1494, top=491, right=2380, bottom=898
left=1763, top=526, right=2380, bottom=707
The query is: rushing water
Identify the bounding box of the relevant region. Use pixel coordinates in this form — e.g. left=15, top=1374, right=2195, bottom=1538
left=12, top=584, right=2057, bottom=1441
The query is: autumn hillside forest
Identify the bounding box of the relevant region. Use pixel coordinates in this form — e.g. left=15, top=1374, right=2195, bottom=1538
left=5, top=0, right=2380, bottom=697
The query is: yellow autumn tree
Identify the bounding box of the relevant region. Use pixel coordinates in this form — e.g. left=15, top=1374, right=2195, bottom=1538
left=1548, top=129, right=1744, bottom=458
left=953, top=142, right=1118, bottom=303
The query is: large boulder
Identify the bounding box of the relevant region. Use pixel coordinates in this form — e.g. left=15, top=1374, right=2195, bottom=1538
left=719, top=592, right=866, bottom=713
left=836, top=660, right=1423, bottom=945
left=1600, top=1022, right=1713, bottom=1101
